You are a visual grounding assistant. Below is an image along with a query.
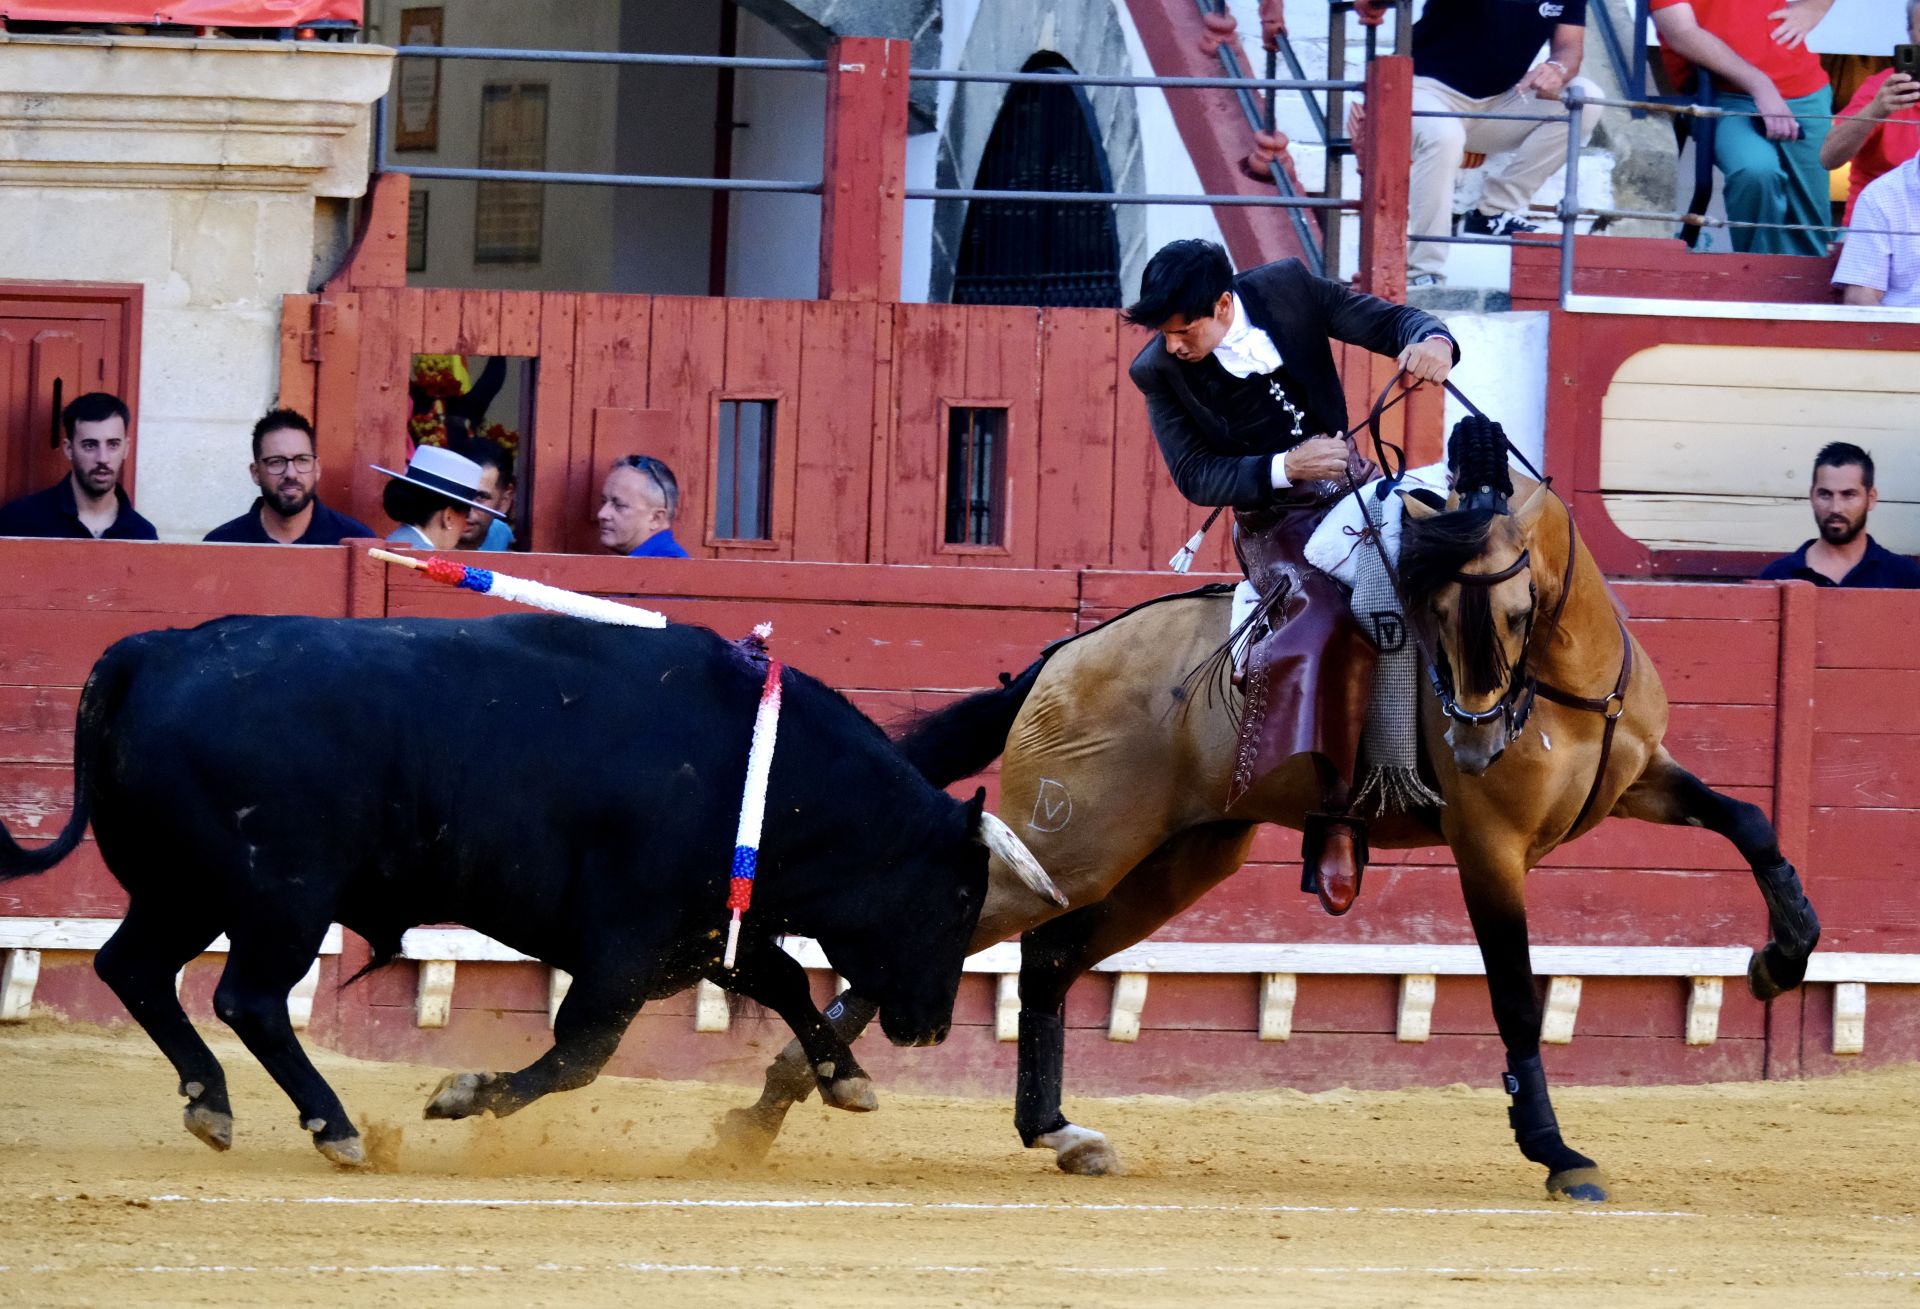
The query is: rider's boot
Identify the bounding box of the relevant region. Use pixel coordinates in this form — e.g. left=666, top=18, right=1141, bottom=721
left=1301, top=811, right=1368, bottom=916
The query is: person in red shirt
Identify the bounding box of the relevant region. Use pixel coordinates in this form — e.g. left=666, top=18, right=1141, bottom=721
left=1820, top=0, right=1920, bottom=225
left=1650, top=0, right=1834, bottom=255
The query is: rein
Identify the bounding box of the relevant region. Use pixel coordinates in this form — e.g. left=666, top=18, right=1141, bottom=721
left=1343, top=373, right=1634, bottom=836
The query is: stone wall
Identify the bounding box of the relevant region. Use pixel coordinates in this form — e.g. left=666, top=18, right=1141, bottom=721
left=0, top=34, right=390, bottom=540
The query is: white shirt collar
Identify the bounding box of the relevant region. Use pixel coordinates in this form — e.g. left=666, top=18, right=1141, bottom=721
left=1210, top=292, right=1282, bottom=378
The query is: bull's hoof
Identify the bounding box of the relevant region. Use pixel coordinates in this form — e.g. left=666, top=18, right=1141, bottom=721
left=315, top=1132, right=368, bottom=1168
left=183, top=1103, right=233, bottom=1152
left=1546, top=1165, right=1610, bottom=1203
left=424, top=1070, right=498, bottom=1120
left=820, top=1076, right=878, bottom=1113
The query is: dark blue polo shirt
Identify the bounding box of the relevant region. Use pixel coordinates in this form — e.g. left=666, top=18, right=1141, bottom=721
left=1413, top=0, right=1587, bottom=99
left=0, top=477, right=157, bottom=540
left=1759, top=535, right=1920, bottom=588
left=628, top=528, right=689, bottom=558
left=203, top=498, right=375, bottom=545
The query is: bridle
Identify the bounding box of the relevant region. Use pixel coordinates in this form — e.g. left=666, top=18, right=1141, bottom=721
left=1344, top=372, right=1635, bottom=834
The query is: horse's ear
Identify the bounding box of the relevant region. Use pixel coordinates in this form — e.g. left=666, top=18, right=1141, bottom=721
left=1514, top=481, right=1552, bottom=533
left=1401, top=488, right=1444, bottom=520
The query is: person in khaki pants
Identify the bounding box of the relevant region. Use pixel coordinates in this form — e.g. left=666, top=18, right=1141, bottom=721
left=1354, top=0, right=1602, bottom=286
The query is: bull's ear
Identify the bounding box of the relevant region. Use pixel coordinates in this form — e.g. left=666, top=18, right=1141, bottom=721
left=964, top=786, right=987, bottom=823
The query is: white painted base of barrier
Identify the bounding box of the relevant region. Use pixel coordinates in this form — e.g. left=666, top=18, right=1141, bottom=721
left=0, top=920, right=343, bottom=1029
left=1, top=919, right=1911, bottom=1059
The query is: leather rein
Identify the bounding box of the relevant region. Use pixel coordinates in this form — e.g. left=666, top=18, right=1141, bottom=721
left=1344, top=372, right=1634, bottom=835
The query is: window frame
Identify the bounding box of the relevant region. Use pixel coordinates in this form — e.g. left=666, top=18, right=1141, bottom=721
left=935, top=397, right=1014, bottom=558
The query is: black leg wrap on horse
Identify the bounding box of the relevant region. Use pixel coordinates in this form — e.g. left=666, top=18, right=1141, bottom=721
left=1504, top=1054, right=1595, bottom=1177
left=1015, top=1010, right=1070, bottom=1146
left=1754, top=859, right=1820, bottom=960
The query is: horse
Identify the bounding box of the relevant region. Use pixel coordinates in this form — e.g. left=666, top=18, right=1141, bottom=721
left=714, top=442, right=1821, bottom=1203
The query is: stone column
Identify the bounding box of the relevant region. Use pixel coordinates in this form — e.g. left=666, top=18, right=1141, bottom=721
left=0, top=34, right=393, bottom=539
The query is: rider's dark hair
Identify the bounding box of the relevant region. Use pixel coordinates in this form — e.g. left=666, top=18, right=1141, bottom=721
left=1123, top=240, right=1234, bottom=328
left=1814, top=441, right=1874, bottom=489
left=1400, top=507, right=1510, bottom=699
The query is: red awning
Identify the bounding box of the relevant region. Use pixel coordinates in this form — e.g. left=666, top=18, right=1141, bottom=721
left=1, top=1, right=359, bottom=24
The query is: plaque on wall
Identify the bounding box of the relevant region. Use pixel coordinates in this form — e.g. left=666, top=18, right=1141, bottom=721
left=406, top=190, right=430, bottom=273
left=394, top=6, right=443, bottom=153
left=474, top=83, right=548, bottom=265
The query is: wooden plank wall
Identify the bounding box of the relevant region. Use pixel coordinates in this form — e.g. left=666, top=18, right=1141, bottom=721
left=5, top=542, right=1906, bottom=1092
left=281, top=292, right=1438, bottom=576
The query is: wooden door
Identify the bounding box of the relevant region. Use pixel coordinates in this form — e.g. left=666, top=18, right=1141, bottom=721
left=0, top=283, right=142, bottom=506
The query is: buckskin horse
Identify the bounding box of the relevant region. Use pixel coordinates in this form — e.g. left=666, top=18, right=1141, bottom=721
left=718, top=418, right=1821, bottom=1203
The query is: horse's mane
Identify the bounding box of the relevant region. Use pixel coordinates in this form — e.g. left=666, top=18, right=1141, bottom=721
left=1398, top=505, right=1509, bottom=698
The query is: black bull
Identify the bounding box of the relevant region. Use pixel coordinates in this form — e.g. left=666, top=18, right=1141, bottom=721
left=0, top=614, right=1060, bottom=1165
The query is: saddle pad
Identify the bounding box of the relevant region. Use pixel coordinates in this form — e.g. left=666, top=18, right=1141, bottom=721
left=1303, top=462, right=1451, bottom=587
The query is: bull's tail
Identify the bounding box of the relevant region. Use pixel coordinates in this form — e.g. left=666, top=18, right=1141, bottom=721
left=0, top=640, right=136, bottom=882
left=892, top=657, right=1047, bottom=788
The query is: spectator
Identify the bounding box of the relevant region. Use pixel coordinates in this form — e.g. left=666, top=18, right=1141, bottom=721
left=373, top=446, right=502, bottom=551
left=1833, top=155, right=1920, bottom=305
left=0, top=391, right=156, bottom=540
left=596, top=455, right=689, bottom=558
left=203, top=408, right=375, bottom=545
left=1760, top=442, right=1920, bottom=587
left=450, top=434, right=516, bottom=552
left=1821, top=0, right=1920, bottom=226
left=1393, top=0, right=1603, bottom=287
left=1649, top=0, right=1833, bottom=256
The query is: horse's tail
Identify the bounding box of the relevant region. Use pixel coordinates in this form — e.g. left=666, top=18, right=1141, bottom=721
left=893, top=657, right=1048, bottom=788
left=0, top=639, right=137, bottom=882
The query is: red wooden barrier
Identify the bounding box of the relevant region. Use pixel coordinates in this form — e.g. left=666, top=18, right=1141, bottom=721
left=3, top=542, right=1915, bottom=1094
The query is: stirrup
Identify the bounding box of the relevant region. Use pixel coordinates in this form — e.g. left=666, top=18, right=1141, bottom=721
left=1300, top=811, right=1370, bottom=894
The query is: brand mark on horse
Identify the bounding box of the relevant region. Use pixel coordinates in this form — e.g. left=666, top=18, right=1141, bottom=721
left=1030, top=779, right=1073, bottom=833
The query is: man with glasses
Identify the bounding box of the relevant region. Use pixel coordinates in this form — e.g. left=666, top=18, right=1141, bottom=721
left=205, top=408, right=374, bottom=545
left=596, top=454, right=689, bottom=557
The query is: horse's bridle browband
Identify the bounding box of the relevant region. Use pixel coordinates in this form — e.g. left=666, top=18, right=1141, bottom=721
left=1345, top=372, right=1634, bottom=837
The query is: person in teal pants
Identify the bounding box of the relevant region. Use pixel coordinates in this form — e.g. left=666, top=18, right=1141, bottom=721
left=1651, top=0, right=1837, bottom=256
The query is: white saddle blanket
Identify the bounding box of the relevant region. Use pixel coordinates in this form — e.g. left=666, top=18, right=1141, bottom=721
left=1303, top=461, right=1452, bottom=587
left=1229, top=462, right=1451, bottom=645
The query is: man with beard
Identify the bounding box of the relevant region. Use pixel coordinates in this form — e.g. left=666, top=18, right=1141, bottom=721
left=1761, top=443, right=1920, bottom=587
left=0, top=392, right=157, bottom=540
left=204, top=408, right=374, bottom=545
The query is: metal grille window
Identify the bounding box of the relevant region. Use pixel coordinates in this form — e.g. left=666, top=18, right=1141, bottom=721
left=715, top=398, right=775, bottom=540
left=944, top=406, right=1008, bottom=547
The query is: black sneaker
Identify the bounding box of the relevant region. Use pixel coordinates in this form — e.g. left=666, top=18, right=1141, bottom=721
left=1462, top=209, right=1539, bottom=237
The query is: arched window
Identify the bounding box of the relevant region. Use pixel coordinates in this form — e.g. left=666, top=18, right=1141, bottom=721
left=952, top=55, right=1121, bottom=308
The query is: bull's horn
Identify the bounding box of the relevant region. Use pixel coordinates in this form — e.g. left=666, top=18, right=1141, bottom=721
left=976, top=811, right=1068, bottom=907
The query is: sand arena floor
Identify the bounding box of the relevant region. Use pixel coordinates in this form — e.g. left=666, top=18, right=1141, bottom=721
left=1, top=1024, right=1917, bottom=1307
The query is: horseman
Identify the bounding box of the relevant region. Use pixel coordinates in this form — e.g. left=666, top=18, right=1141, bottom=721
left=1124, top=239, right=1456, bottom=915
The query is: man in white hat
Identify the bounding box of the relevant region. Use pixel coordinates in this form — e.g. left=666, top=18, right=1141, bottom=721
left=373, top=445, right=505, bottom=550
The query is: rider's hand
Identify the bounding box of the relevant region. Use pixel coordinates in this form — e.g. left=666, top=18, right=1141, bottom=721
left=1282, top=436, right=1351, bottom=483
left=1398, top=335, right=1454, bottom=384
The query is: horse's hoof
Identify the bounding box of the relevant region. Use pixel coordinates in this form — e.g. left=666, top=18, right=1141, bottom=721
left=315, top=1132, right=368, bottom=1168
left=183, top=1103, right=233, bottom=1152
left=1039, top=1125, right=1121, bottom=1176
left=424, top=1071, right=496, bottom=1120
left=821, top=1076, right=878, bottom=1113
left=697, top=1107, right=781, bottom=1166
left=1546, top=1165, right=1610, bottom=1203
left=1747, top=948, right=1785, bottom=1001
